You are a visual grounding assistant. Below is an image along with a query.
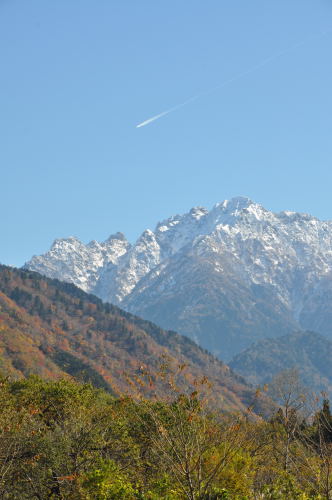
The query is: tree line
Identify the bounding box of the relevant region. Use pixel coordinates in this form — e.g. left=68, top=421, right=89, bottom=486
left=0, top=368, right=332, bottom=499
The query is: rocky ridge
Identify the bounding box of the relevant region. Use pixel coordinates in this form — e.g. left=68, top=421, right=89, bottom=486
left=25, top=197, right=332, bottom=358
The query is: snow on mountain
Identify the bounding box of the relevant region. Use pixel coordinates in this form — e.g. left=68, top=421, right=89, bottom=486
left=26, top=232, right=130, bottom=293
left=24, top=197, right=332, bottom=359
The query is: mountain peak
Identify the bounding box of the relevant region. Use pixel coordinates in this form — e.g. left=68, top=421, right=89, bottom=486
left=51, top=236, right=82, bottom=248
left=215, top=196, right=256, bottom=213
left=105, top=231, right=128, bottom=243
left=189, top=206, right=208, bottom=219
left=24, top=198, right=332, bottom=359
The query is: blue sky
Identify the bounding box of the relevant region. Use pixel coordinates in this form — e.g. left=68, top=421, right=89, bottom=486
left=1, top=0, right=332, bottom=267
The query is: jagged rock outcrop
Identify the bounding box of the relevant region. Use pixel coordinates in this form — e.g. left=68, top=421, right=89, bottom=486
left=25, top=197, right=332, bottom=359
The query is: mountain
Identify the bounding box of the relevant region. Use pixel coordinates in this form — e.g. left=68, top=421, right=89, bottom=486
left=229, top=331, right=332, bottom=398
left=0, top=265, right=268, bottom=413
left=25, top=197, right=332, bottom=359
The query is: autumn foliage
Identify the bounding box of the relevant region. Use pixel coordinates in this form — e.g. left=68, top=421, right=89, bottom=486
left=0, top=265, right=269, bottom=414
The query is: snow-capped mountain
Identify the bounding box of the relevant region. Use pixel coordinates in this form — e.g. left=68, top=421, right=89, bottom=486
left=25, top=197, right=332, bottom=359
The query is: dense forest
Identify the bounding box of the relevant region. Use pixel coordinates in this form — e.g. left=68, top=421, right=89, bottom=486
left=0, top=371, right=332, bottom=499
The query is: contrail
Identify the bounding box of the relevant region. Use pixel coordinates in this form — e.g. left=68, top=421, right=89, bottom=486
left=136, top=29, right=331, bottom=129
left=136, top=96, right=199, bottom=128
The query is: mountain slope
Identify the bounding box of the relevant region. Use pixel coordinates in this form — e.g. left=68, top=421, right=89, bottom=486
left=25, top=197, right=332, bottom=358
left=0, top=265, right=267, bottom=413
left=229, top=331, right=332, bottom=397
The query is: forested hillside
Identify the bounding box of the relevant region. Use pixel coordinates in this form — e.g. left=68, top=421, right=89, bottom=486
left=0, top=265, right=265, bottom=413
left=230, top=331, right=332, bottom=398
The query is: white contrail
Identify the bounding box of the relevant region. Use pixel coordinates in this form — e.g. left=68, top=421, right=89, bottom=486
left=136, top=110, right=172, bottom=128
left=136, top=96, right=199, bottom=128
left=136, top=29, right=331, bottom=129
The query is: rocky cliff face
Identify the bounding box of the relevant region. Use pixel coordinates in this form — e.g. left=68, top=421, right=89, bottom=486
left=25, top=197, right=332, bottom=359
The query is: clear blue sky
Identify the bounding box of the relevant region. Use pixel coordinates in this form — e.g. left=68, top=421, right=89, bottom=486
left=1, top=0, right=332, bottom=267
